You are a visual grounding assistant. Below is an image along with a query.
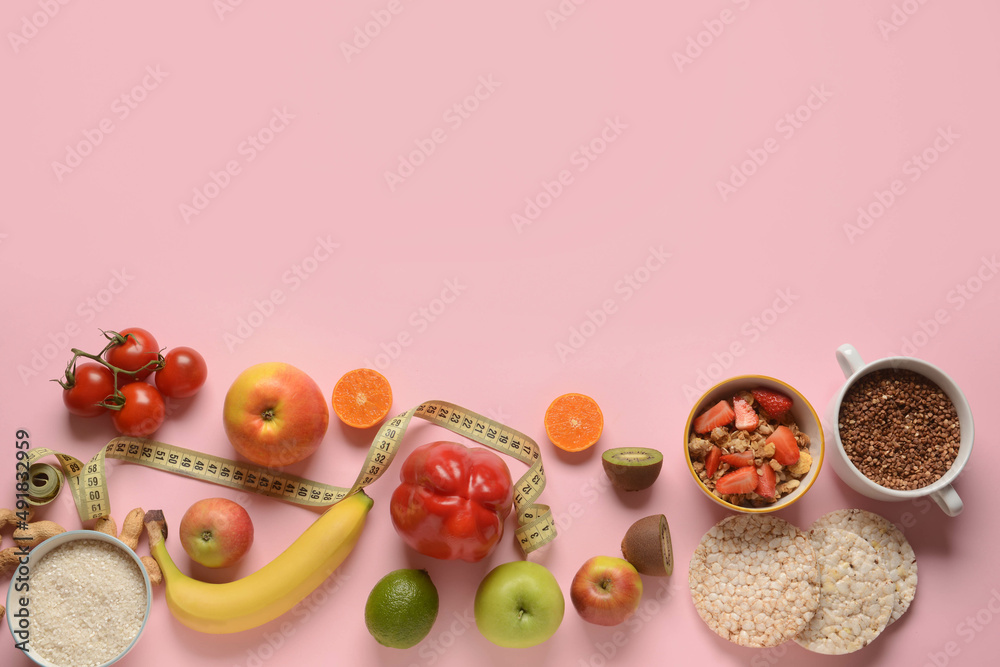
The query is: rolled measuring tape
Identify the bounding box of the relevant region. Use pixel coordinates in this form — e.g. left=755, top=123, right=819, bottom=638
left=25, top=463, right=64, bottom=507
left=26, top=400, right=556, bottom=556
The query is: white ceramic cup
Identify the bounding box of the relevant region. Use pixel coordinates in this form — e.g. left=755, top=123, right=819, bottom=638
left=826, top=344, right=973, bottom=516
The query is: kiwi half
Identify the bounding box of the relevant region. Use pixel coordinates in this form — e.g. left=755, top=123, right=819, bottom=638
left=621, top=514, right=673, bottom=576
left=601, top=447, right=663, bottom=492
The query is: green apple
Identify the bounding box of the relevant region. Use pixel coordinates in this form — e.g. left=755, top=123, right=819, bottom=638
left=474, top=561, right=564, bottom=648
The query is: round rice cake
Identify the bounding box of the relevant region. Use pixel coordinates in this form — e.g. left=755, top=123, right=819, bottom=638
left=810, top=509, right=917, bottom=624
left=688, top=515, right=819, bottom=648
left=794, top=527, right=895, bottom=654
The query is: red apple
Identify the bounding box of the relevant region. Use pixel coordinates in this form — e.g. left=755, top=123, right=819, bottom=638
left=570, top=556, right=643, bottom=626
left=222, top=362, right=329, bottom=467
left=179, top=498, right=254, bottom=568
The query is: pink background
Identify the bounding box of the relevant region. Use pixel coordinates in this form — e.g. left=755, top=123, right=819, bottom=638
left=3, top=1, right=999, bottom=665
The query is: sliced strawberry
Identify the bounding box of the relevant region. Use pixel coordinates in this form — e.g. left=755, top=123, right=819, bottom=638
left=767, top=425, right=800, bottom=466
left=721, top=450, right=755, bottom=468
left=733, top=394, right=759, bottom=431
left=756, top=464, right=776, bottom=500
left=750, top=388, right=793, bottom=418
left=715, top=466, right=759, bottom=495
left=693, top=400, right=736, bottom=434
left=705, top=446, right=722, bottom=478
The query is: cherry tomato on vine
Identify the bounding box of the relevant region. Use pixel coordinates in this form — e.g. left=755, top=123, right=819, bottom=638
left=105, top=327, right=161, bottom=380
left=154, top=346, right=207, bottom=399
left=111, top=382, right=166, bottom=437
left=62, top=362, right=115, bottom=417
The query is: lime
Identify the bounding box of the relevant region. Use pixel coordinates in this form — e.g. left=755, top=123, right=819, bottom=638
left=364, top=568, right=439, bottom=648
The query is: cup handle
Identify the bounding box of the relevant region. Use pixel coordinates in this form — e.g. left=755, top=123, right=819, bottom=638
left=836, top=344, right=865, bottom=379
left=931, top=484, right=964, bottom=517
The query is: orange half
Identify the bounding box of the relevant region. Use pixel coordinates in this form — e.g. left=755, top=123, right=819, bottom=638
left=544, top=393, right=604, bottom=452
left=332, top=368, right=393, bottom=429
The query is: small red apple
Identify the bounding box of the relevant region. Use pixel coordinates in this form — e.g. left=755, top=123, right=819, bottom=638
left=222, top=362, right=329, bottom=467
left=179, top=498, right=254, bottom=568
left=570, top=556, right=643, bottom=626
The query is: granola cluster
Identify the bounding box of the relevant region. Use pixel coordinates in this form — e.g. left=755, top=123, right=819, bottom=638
left=688, top=393, right=812, bottom=507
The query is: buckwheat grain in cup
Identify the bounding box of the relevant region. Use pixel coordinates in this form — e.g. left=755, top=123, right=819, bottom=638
left=837, top=369, right=960, bottom=491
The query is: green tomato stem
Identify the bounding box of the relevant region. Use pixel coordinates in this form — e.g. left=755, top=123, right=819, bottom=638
left=54, top=328, right=164, bottom=401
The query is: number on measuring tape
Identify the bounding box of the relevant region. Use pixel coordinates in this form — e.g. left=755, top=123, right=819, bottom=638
left=26, top=400, right=556, bottom=555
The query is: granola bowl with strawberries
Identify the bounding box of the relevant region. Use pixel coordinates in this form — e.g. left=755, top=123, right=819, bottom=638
left=685, top=375, right=824, bottom=513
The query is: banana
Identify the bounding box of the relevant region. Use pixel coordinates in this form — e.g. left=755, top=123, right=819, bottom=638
left=144, top=491, right=373, bottom=634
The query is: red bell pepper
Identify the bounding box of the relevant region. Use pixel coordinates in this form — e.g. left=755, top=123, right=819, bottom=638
left=389, top=441, right=513, bottom=562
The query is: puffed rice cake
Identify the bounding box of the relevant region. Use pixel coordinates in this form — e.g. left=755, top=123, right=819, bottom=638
left=688, top=515, right=820, bottom=647
left=810, top=508, right=917, bottom=623
left=793, top=527, right=896, bottom=654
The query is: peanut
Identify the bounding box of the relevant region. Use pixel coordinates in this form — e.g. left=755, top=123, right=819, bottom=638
left=1, top=547, right=23, bottom=578
left=13, top=520, right=66, bottom=549
left=119, top=507, right=145, bottom=551
left=0, top=603, right=5, bottom=622
left=0, top=509, right=15, bottom=533
left=140, top=555, right=162, bottom=585
left=0, top=506, right=34, bottom=533
left=94, top=515, right=118, bottom=538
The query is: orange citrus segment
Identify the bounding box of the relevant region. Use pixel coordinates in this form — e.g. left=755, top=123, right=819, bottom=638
left=332, top=368, right=393, bottom=428
left=543, top=393, right=603, bottom=452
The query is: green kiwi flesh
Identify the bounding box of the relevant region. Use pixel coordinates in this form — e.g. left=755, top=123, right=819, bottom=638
left=601, top=447, right=663, bottom=492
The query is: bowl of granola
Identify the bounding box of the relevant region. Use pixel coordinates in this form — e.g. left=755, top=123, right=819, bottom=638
left=685, top=375, right=824, bottom=512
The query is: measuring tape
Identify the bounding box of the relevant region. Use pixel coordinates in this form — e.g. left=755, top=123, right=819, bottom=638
left=26, top=400, right=556, bottom=555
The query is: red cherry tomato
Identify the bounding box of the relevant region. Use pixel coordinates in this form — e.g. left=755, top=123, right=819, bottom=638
left=154, top=347, right=207, bottom=399
left=105, top=328, right=160, bottom=380
left=62, top=363, right=115, bottom=417
left=111, top=382, right=166, bottom=437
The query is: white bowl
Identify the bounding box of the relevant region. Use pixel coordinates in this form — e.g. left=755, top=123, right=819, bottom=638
left=6, top=530, right=152, bottom=667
